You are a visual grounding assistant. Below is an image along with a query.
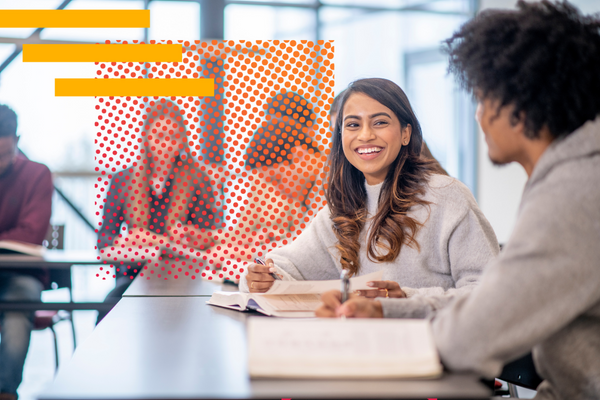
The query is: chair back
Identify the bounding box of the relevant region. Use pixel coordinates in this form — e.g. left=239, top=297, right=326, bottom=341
left=43, top=225, right=65, bottom=250
left=498, top=353, right=543, bottom=390
left=43, top=225, right=71, bottom=290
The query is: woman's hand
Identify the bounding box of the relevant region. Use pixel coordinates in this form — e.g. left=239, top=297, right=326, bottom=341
left=246, top=259, right=277, bottom=293
left=121, top=228, right=162, bottom=247
left=355, top=280, right=407, bottom=298
left=316, top=290, right=384, bottom=318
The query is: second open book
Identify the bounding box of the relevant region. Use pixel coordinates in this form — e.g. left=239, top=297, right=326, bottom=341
left=207, top=270, right=384, bottom=317
left=248, top=318, right=443, bottom=379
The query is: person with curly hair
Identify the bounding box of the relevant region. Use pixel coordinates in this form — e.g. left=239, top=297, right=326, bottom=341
left=240, top=78, right=498, bottom=320
left=317, top=1, right=600, bottom=398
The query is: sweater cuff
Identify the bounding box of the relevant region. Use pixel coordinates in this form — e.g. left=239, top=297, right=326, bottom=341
left=237, top=262, right=251, bottom=292
left=237, top=263, right=295, bottom=293
left=379, top=297, right=435, bottom=319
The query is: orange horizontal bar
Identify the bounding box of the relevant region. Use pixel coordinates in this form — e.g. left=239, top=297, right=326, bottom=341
left=23, top=44, right=182, bottom=62
left=0, top=10, right=149, bottom=28
left=55, top=79, right=214, bottom=97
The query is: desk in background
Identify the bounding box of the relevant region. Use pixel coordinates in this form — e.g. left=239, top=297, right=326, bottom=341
left=0, top=250, right=100, bottom=269
left=0, top=250, right=116, bottom=312
left=40, top=297, right=491, bottom=400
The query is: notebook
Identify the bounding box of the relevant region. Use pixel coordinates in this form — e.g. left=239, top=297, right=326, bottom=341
left=207, top=270, right=384, bottom=318
left=248, top=318, right=443, bottom=378
left=0, top=240, right=46, bottom=257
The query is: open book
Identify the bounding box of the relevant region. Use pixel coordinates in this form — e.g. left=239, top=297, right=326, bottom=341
left=248, top=318, right=443, bottom=379
left=0, top=240, right=46, bottom=257
left=207, top=270, right=383, bottom=318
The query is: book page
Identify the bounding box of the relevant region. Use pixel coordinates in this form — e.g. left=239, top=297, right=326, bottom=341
left=265, top=270, right=384, bottom=295
left=252, top=294, right=321, bottom=315
left=207, top=291, right=250, bottom=311
left=248, top=318, right=443, bottom=378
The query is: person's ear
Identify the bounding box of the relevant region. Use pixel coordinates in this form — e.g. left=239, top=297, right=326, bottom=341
left=475, top=101, right=484, bottom=124
left=401, top=124, right=412, bottom=146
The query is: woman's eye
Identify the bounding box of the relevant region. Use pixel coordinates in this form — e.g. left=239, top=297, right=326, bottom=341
left=345, top=122, right=358, bottom=128
left=374, top=120, right=389, bottom=126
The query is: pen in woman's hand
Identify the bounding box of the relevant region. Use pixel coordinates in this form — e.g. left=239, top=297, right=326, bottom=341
left=254, top=257, right=281, bottom=280
left=340, top=270, right=350, bottom=320
left=340, top=269, right=350, bottom=303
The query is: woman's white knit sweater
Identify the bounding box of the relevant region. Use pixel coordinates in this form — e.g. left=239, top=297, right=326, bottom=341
left=239, top=174, right=499, bottom=318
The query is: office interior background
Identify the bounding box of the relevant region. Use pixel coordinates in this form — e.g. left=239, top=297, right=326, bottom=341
left=0, top=0, right=598, bottom=399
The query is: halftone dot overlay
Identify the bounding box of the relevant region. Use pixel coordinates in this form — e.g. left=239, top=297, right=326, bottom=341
left=95, top=40, right=334, bottom=282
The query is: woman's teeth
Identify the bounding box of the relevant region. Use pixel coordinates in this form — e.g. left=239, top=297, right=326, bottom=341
left=357, top=147, right=382, bottom=154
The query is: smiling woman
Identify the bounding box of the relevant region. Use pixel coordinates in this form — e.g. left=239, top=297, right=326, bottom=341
left=240, top=78, right=500, bottom=321
left=329, top=79, right=437, bottom=276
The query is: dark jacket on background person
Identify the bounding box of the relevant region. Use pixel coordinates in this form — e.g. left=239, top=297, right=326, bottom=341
left=0, top=153, right=53, bottom=285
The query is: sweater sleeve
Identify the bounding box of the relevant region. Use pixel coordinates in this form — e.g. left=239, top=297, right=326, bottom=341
left=431, top=173, right=600, bottom=379
left=380, top=180, right=499, bottom=319
left=0, top=165, right=53, bottom=244
left=238, top=206, right=341, bottom=292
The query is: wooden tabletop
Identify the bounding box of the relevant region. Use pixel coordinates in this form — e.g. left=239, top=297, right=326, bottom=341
left=40, top=297, right=491, bottom=400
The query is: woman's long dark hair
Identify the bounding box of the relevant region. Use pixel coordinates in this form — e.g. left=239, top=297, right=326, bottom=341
left=326, top=78, right=436, bottom=275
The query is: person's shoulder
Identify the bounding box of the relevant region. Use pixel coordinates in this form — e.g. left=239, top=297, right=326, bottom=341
left=315, top=203, right=332, bottom=218
left=424, top=174, right=477, bottom=210
left=425, top=174, right=471, bottom=195
left=304, top=203, right=332, bottom=228
left=16, top=155, right=52, bottom=181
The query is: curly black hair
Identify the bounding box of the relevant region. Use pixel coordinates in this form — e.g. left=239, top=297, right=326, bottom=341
left=443, top=0, right=600, bottom=139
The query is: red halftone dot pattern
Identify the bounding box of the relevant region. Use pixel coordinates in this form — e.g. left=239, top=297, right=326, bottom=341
left=94, top=40, right=334, bottom=282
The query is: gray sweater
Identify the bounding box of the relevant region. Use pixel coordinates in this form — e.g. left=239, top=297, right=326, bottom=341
left=431, top=118, right=600, bottom=400
left=240, top=174, right=499, bottom=318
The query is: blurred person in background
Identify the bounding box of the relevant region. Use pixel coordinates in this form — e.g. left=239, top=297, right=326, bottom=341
left=0, top=104, right=53, bottom=400
left=197, top=91, right=324, bottom=281
left=96, top=99, right=219, bottom=322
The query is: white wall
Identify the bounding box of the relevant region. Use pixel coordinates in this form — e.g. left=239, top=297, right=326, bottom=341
left=477, top=131, right=527, bottom=244
left=475, top=0, right=525, bottom=244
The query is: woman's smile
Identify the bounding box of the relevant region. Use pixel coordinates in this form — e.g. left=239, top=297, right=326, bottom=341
left=355, top=145, right=385, bottom=160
